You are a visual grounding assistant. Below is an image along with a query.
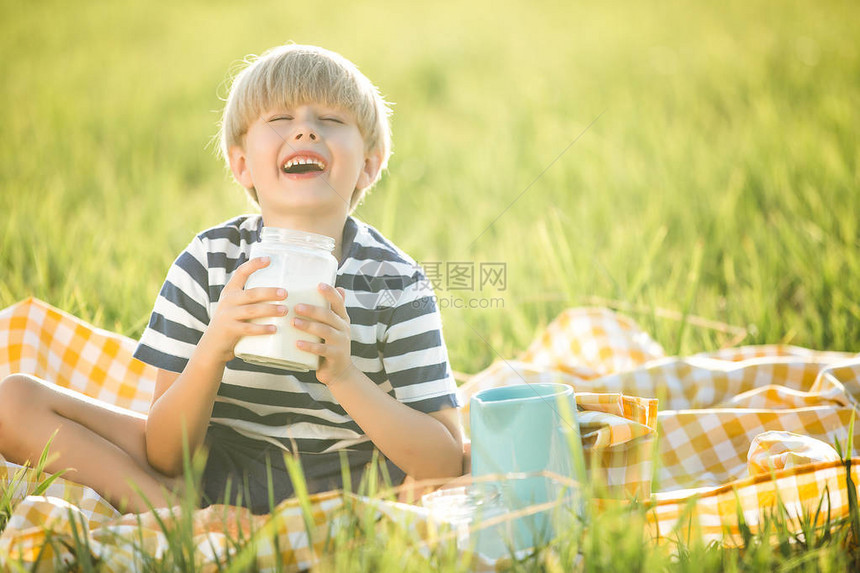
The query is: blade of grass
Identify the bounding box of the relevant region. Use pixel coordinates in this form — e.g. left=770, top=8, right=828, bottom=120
left=282, top=451, right=314, bottom=545
left=674, top=239, right=704, bottom=356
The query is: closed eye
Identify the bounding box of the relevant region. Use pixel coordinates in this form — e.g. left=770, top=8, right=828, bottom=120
left=269, top=116, right=293, bottom=122
left=321, top=117, right=343, bottom=124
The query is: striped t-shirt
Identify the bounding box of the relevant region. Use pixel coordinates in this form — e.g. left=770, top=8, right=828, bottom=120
left=134, top=214, right=461, bottom=457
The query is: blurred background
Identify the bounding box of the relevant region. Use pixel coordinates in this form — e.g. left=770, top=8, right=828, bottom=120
left=2, top=0, right=858, bottom=373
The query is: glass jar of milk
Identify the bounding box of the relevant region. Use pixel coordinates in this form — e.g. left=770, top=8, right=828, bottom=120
left=233, top=227, right=338, bottom=372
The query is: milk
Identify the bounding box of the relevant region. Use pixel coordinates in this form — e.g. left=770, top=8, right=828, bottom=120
left=234, top=288, right=330, bottom=371
left=233, top=227, right=338, bottom=372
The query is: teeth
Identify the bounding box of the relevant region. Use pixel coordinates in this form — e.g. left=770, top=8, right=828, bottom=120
left=283, top=156, right=326, bottom=171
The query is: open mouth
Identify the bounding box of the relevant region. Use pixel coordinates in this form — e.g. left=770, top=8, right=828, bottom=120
left=282, top=156, right=327, bottom=174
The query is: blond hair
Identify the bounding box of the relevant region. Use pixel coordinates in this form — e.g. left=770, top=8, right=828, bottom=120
left=218, top=44, right=392, bottom=211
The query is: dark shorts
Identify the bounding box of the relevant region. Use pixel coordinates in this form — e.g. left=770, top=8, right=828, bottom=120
left=197, top=425, right=407, bottom=514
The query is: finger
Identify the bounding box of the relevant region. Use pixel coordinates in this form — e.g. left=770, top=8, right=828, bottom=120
left=317, top=283, right=349, bottom=322
left=241, top=322, right=278, bottom=336
left=296, top=340, right=326, bottom=355
left=242, top=287, right=288, bottom=304
left=292, top=302, right=336, bottom=324
left=334, top=287, right=349, bottom=320
left=225, top=257, right=270, bottom=292
left=236, top=303, right=288, bottom=321
left=292, top=317, right=339, bottom=340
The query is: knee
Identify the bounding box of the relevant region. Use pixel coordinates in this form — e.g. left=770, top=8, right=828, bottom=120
left=0, top=374, right=43, bottom=442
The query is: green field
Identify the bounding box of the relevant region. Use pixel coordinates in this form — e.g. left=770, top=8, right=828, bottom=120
left=2, top=0, right=859, bottom=569
left=3, top=0, right=858, bottom=369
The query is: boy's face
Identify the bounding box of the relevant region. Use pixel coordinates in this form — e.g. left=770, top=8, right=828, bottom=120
left=229, top=103, right=380, bottom=220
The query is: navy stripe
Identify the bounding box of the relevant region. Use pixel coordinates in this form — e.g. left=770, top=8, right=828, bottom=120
left=201, top=227, right=241, bottom=242
left=404, top=393, right=462, bottom=413
left=175, top=250, right=209, bottom=293
left=364, top=225, right=411, bottom=260
left=348, top=244, right=412, bottom=266
left=148, top=312, right=203, bottom=345
left=364, top=369, right=388, bottom=385
left=230, top=350, right=387, bottom=383
left=208, top=252, right=248, bottom=272
left=345, top=306, right=391, bottom=326
left=217, top=384, right=341, bottom=412
left=340, top=217, right=357, bottom=257
left=227, top=358, right=323, bottom=381
left=384, top=330, right=441, bottom=357
left=200, top=218, right=260, bottom=244
left=209, top=284, right=224, bottom=304
left=133, top=344, right=188, bottom=373
left=211, top=402, right=361, bottom=432
left=337, top=272, right=417, bottom=294
left=276, top=438, right=374, bottom=454
left=388, top=362, right=449, bottom=388
left=351, top=340, right=378, bottom=359
left=386, top=295, right=437, bottom=325
left=160, top=280, right=210, bottom=326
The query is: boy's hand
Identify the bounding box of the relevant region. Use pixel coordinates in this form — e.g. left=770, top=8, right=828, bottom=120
left=292, top=284, right=355, bottom=386
left=199, top=257, right=288, bottom=364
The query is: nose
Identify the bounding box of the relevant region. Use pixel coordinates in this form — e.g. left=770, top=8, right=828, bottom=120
left=294, top=129, right=317, bottom=141
left=292, top=121, right=318, bottom=142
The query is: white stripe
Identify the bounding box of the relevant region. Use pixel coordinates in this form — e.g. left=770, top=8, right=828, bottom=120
left=320, top=436, right=372, bottom=452
left=220, top=370, right=336, bottom=403
left=155, top=295, right=209, bottom=332
left=208, top=267, right=229, bottom=290
left=168, top=240, right=211, bottom=299
left=393, top=377, right=457, bottom=402
left=384, top=312, right=439, bottom=344
left=348, top=321, right=381, bottom=343
left=215, top=395, right=351, bottom=424
left=383, top=345, right=446, bottom=375
left=138, top=327, right=197, bottom=360
left=207, top=235, right=249, bottom=257
left=351, top=355, right=383, bottom=373
left=212, top=418, right=363, bottom=441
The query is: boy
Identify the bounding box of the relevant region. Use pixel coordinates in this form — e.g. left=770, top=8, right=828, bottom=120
left=0, top=44, right=464, bottom=514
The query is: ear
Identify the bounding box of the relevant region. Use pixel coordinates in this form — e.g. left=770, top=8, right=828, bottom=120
left=355, top=150, right=383, bottom=191
left=228, top=145, right=254, bottom=189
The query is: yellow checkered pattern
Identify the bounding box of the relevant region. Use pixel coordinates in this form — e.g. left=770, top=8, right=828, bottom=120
left=0, top=296, right=155, bottom=414
left=1, top=298, right=859, bottom=570
left=649, top=460, right=860, bottom=546
left=747, top=431, right=840, bottom=475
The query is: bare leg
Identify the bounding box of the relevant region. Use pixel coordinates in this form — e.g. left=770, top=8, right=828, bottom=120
left=0, top=374, right=191, bottom=514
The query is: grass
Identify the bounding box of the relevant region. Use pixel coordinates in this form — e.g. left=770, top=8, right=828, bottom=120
left=2, top=436, right=860, bottom=571
left=2, top=0, right=858, bottom=366
left=2, top=0, right=859, bottom=569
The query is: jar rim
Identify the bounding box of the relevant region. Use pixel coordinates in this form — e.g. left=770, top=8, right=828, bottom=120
left=260, top=226, right=335, bottom=252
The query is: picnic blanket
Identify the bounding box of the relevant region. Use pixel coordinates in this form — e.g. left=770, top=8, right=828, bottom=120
left=1, top=298, right=859, bottom=570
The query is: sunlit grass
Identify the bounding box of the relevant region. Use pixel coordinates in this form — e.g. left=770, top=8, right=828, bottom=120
left=2, top=0, right=857, bottom=368
left=2, top=435, right=860, bottom=571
